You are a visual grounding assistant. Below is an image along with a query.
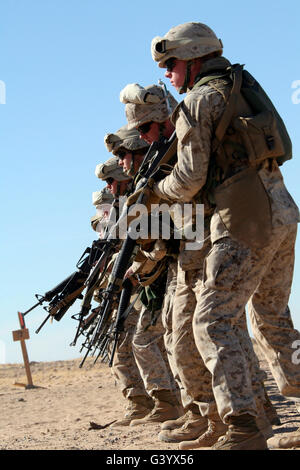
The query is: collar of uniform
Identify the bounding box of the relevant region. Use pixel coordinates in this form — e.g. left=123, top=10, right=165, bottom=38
left=191, top=56, right=232, bottom=90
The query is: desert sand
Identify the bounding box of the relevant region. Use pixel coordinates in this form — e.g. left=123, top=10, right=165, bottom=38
left=0, top=351, right=299, bottom=451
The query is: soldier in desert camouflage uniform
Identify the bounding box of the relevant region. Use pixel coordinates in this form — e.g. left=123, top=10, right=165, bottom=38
left=122, top=82, right=218, bottom=438
left=150, top=22, right=300, bottom=450
left=90, top=187, right=114, bottom=238
left=103, top=128, right=181, bottom=425
left=124, top=83, right=273, bottom=448
left=93, top=157, right=156, bottom=426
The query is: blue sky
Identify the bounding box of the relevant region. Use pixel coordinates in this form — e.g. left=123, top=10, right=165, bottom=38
left=1, top=0, right=299, bottom=364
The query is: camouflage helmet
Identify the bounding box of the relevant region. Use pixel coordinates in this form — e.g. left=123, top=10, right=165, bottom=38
left=92, top=187, right=114, bottom=206
left=151, top=22, right=223, bottom=68
left=95, top=156, right=130, bottom=181
left=104, top=125, right=148, bottom=156
left=120, top=83, right=178, bottom=129
left=90, top=207, right=112, bottom=233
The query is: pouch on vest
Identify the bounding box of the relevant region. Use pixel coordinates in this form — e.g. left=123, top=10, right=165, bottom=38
left=210, top=65, right=273, bottom=248
left=232, top=110, right=285, bottom=166
left=214, top=167, right=272, bottom=249
left=240, top=70, right=292, bottom=166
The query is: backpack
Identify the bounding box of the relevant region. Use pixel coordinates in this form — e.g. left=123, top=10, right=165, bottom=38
left=196, top=64, right=292, bottom=169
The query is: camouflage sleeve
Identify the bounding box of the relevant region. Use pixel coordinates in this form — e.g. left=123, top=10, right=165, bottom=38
left=153, top=85, right=227, bottom=203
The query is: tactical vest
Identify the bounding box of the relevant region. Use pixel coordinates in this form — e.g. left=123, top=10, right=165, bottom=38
left=193, top=63, right=293, bottom=248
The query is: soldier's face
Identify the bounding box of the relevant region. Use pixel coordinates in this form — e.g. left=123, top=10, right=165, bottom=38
left=138, top=122, right=160, bottom=144
left=164, top=58, right=187, bottom=91
left=107, top=179, right=129, bottom=196
left=119, top=152, right=132, bottom=173
left=106, top=179, right=116, bottom=195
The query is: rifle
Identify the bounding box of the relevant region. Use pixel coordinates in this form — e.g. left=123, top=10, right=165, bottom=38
left=70, top=197, right=122, bottom=347
left=78, top=131, right=178, bottom=367
left=20, top=239, right=107, bottom=334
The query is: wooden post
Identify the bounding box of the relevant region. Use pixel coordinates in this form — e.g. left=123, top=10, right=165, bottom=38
left=12, top=312, right=35, bottom=389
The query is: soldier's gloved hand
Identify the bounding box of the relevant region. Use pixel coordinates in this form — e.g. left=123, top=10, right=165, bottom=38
left=150, top=163, right=173, bottom=183
left=126, top=185, right=160, bottom=213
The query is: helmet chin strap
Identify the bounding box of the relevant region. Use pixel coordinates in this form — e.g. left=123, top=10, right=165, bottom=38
left=128, top=152, right=136, bottom=177
left=116, top=181, right=121, bottom=197
left=179, top=60, right=193, bottom=94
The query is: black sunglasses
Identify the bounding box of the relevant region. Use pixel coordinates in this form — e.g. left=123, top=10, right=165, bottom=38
left=165, top=57, right=176, bottom=72
left=105, top=177, right=114, bottom=185
left=137, top=121, right=153, bottom=134
left=117, top=150, right=127, bottom=160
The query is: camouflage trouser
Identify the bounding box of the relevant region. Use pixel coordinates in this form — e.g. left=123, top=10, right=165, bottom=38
left=193, top=223, right=298, bottom=423
left=111, top=307, right=148, bottom=400
left=173, top=264, right=265, bottom=416
left=247, top=226, right=300, bottom=400
left=161, top=260, right=187, bottom=402
left=132, top=285, right=178, bottom=397
left=172, top=236, right=217, bottom=415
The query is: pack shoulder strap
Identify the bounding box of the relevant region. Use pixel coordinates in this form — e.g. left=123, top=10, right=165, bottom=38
left=195, top=72, right=229, bottom=87
left=193, top=65, right=244, bottom=150
left=213, top=64, right=244, bottom=147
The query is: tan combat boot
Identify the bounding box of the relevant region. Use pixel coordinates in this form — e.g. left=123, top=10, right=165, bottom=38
left=111, top=395, right=154, bottom=427
left=160, top=410, right=192, bottom=431
left=178, top=415, right=227, bottom=449
left=130, top=390, right=180, bottom=426
left=159, top=411, right=208, bottom=443
left=211, top=414, right=268, bottom=450
left=268, top=427, right=300, bottom=449
left=161, top=403, right=200, bottom=431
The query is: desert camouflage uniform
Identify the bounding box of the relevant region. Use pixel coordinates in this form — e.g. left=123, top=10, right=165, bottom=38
left=100, top=132, right=178, bottom=407
left=170, top=234, right=266, bottom=416
left=154, top=56, right=300, bottom=423
left=92, top=163, right=151, bottom=407
left=110, top=305, right=149, bottom=399
left=160, top=259, right=187, bottom=400
left=132, top=300, right=178, bottom=396
left=130, top=239, right=179, bottom=399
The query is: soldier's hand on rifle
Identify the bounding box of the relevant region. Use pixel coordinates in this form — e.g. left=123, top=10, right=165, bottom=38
left=124, top=267, right=138, bottom=286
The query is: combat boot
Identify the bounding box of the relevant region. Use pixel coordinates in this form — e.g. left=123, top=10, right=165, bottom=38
left=130, top=390, right=180, bottom=426
left=111, top=395, right=154, bottom=427
left=159, top=410, right=208, bottom=443
left=211, top=414, right=268, bottom=450
left=160, top=410, right=192, bottom=431
left=268, top=427, right=300, bottom=449
left=160, top=403, right=199, bottom=431
left=178, top=415, right=227, bottom=449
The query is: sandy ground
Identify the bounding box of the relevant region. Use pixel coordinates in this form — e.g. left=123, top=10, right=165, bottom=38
left=0, top=353, right=300, bottom=451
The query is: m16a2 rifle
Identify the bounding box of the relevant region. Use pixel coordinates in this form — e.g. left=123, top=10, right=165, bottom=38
left=78, top=131, right=178, bottom=368
left=19, top=239, right=108, bottom=334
